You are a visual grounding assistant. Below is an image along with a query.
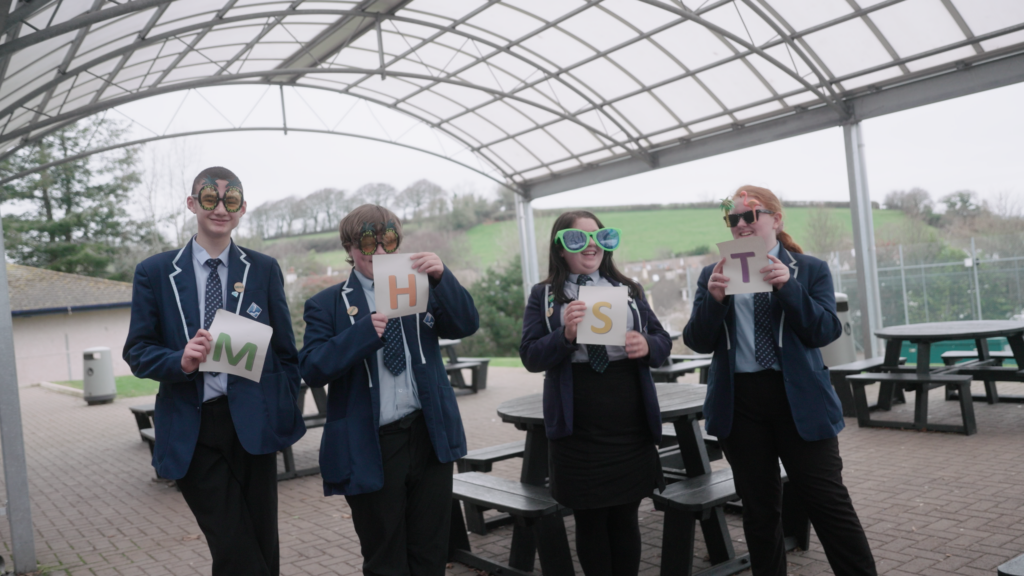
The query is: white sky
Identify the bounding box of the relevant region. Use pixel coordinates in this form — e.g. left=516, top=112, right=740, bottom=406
left=133, top=80, right=1024, bottom=214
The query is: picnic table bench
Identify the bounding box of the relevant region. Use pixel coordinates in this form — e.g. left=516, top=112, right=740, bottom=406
left=439, top=339, right=489, bottom=394
left=652, top=359, right=712, bottom=384
left=448, top=472, right=574, bottom=576
left=457, top=440, right=526, bottom=534
left=847, top=368, right=979, bottom=435
left=828, top=357, right=907, bottom=417
left=130, top=382, right=328, bottom=482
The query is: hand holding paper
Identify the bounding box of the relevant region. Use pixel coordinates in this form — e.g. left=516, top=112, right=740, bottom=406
left=576, top=285, right=628, bottom=346
left=373, top=253, right=429, bottom=319
left=716, top=237, right=772, bottom=295
left=199, top=309, right=274, bottom=381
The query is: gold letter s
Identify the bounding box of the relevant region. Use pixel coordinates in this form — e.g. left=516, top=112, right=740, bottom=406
left=591, top=302, right=613, bottom=334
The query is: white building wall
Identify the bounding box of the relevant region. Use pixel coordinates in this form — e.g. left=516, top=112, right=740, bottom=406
left=12, top=307, right=132, bottom=386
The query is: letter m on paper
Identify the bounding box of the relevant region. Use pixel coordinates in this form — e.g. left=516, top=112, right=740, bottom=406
left=389, top=274, right=417, bottom=310
left=213, top=333, right=258, bottom=371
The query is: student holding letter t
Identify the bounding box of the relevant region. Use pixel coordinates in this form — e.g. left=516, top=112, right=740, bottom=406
left=123, top=167, right=305, bottom=576
left=520, top=210, right=672, bottom=576
left=299, top=204, right=479, bottom=576
left=684, top=186, right=876, bottom=576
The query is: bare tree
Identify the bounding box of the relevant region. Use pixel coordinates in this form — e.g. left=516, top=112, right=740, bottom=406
left=804, top=206, right=848, bottom=257
left=306, top=187, right=348, bottom=231
left=397, top=179, right=446, bottom=220
left=354, top=182, right=397, bottom=207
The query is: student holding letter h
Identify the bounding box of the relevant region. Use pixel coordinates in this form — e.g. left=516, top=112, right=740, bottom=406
left=520, top=210, right=672, bottom=576
left=299, top=204, right=479, bottom=576
left=123, top=167, right=305, bottom=576
left=684, top=186, right=876, bottom=576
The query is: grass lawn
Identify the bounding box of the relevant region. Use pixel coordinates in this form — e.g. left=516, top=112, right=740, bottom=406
left=58, top=375, right=160, bottom=398
left=465, top=207, right=906, bottom=268
left=487, top=357, right=524, bottom=368
left=312, top=249, right=351, bottom=269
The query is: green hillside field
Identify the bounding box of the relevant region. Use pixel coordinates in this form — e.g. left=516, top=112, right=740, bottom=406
left=465, top=207, right=906, bottom=268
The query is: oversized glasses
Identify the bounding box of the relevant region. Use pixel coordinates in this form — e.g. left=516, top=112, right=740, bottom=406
left=555, top=228, right=622, bottom=253
left=724, top=209, right=773, bottom=228
left=359, top=223, right=400, bottom=255
left=194, top=185, right=244, bottom=213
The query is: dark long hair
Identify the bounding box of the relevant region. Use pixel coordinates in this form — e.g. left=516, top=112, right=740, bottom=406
left=543, top=210, right=644, bottom=304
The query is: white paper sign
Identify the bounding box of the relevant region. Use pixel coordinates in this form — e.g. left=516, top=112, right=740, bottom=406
left=717, top=237, right=772, bottom=295
left=372, top=253, right=429, bottom=319
left=199, top=309, right=273, bottom=381
left=576, top=285, right=628, bottom=346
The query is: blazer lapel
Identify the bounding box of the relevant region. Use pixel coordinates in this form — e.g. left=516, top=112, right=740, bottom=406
left=340, top=274, right=378, bottom=388
left=225, top=241, right=252, bottom=316
left=168, top=241, right=200, bottom=346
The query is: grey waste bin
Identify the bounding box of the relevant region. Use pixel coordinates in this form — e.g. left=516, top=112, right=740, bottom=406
left=82, top=346, right=116, bottom=405
left=821, top=293, right=856, bottom=367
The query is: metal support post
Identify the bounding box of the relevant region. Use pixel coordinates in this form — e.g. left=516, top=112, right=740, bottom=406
left=971, top=237, right=983, bottom=320
left=0, top=215, right=37, bottom=573
left=514, top=194, right=539, bottom=303
left=898, top=245, right=909, bottom=325
left=844, top=122, right=883, bottom=358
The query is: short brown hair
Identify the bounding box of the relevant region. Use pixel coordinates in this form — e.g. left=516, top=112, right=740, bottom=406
left=339, top=204, right=404, bottom=265
left=731, top=185, right=803, bottom=254
left=191, top=166, right=242, bottom=195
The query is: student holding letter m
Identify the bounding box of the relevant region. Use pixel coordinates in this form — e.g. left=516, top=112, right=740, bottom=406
left=520, top=210, right=672, bottom=576
left=684, top=186, right=876, bottom=576
left=123, top=167, right=305, bottom=576
left=299, top=204, right=478, bottom=576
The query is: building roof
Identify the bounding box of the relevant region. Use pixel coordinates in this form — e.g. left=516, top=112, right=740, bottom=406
left=5, top=263, right=133, bottom=316
left=1, top=1, right=1023, bottom=198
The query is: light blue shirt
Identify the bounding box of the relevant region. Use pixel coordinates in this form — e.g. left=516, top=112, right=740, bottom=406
left=563, top=272, right=634, bottom=363
left=192, top=238, right=230, bottom=401
left=735, top=242, right=783, bottom=373
left=354, top=270, right=422, bottom=426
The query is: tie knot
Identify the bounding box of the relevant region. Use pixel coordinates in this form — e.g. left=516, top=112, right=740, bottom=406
left=206, top=258, right=222, bottom=270
left=576, top=274, right=592, bottom=286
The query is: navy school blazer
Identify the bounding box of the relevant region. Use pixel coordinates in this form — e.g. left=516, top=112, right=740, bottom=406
left=683, top=245, right=845, bottom=442
left=298, top=265, right=478, bottom=496
left=519, top=279, right=672, bottom=442
left=123, top=241, right=305, bottom=480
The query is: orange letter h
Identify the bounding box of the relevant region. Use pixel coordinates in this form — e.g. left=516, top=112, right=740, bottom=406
left=389, top=274, right=417, bottom=310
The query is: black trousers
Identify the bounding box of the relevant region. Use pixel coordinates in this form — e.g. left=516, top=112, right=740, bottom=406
left=719, top=371, right=876, bottom=576
left=345, top=411, right=454, bottom=576
left=573, top=499, right=643, bottom=576
left=176, top=397, right=279, bottom=576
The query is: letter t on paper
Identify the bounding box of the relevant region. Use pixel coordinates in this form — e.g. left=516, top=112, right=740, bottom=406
left=716, top=237, right=772, bottom=295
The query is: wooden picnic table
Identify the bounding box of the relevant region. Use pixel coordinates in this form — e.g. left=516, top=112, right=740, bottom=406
left=876, top=320, right=1024, bottom=404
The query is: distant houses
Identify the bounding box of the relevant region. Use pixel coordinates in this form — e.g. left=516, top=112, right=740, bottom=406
left=6, top=264, right=133, bottom=386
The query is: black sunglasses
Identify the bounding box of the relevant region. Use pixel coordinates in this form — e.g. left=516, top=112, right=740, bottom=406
left=724, top=209, right=774, bottom=228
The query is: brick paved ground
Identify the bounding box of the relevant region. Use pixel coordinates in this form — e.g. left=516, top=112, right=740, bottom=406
left=3, top=370, right=1024, bottom=575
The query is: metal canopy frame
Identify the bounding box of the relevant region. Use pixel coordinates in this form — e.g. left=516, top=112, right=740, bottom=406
left=3, top=2, right=1024, bottom=571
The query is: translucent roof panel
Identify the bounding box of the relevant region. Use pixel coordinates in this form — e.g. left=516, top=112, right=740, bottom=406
left=1, top=0, right=1023, bottom=194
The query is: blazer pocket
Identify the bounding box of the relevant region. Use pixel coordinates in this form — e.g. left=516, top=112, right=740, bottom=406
left=319, top=419, right=352, bottom=483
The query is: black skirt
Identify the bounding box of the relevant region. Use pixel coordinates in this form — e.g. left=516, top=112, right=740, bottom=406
left=549, top=359, right=662, bottom=510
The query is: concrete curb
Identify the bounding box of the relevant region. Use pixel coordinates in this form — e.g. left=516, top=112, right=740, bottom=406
left=36, top=381, right=84, bottom=397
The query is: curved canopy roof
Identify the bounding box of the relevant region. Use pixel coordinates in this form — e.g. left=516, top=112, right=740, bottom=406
left=1, top=0, right=1023, bottom=196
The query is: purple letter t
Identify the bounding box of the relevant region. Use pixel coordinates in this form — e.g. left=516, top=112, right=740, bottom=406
left=730, top=252, right=756, bottom=283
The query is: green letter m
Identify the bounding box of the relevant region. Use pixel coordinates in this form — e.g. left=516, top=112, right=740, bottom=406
left=213, top=333, right=258, bottom=371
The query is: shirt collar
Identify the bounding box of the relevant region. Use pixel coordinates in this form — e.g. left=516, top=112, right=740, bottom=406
left=353, top=269, right=374, bottom=292
left=192, top=237, right=231, bottom=264
left=568, top=271, right=601, bottom=285
left=768, top=241, right=781, bottom=259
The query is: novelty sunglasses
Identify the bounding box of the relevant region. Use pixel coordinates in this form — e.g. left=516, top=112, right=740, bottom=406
left=359, top=222, right=400, bottom=255
left=724, top=209, right=774, bottom=228
left=194, top=185, right=244, bottom=213
left=555, top=228, right=622, bottom=253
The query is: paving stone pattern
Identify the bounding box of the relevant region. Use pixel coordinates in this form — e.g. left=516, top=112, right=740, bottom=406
left=2, top=370, right=1024, bottom=575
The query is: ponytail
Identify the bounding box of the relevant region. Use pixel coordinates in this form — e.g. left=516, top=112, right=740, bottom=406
left=777, top=231, right=803, bottom=254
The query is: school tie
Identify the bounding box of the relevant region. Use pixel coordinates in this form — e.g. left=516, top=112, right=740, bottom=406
left=576, top=275, right=609, bottom=373
left=754, top=292, right=777, bottom=369
left=204, top=258, right=223, bottom=376
left=382, top=318, right=407, bottom=376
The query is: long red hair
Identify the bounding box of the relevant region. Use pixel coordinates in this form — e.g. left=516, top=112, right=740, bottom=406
left=732, top=185, right=803, bottom=254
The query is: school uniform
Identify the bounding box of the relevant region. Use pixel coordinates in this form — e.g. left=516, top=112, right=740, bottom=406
left=520, top=273, right=671, bottom=576
left=299, top=266, right=478, bottom=576
left=684, top=243, right=876, bottom=576
left=123, top=238, right=305, bottom=576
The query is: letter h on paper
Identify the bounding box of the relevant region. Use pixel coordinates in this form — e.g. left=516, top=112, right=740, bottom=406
left=389, top=274, right=417, bottom=310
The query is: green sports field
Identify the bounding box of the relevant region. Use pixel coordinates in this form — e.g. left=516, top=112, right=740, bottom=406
left=465, top=207, right=905, bottom=268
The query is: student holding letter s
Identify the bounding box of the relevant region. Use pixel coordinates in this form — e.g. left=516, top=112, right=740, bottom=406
left=123, top=167, right=305, bottom=576
left=520, top=210, right=672, bottom=576
left=684, top=186, right=876, bottom=576
left=299, top=204, right=478, bottom=576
